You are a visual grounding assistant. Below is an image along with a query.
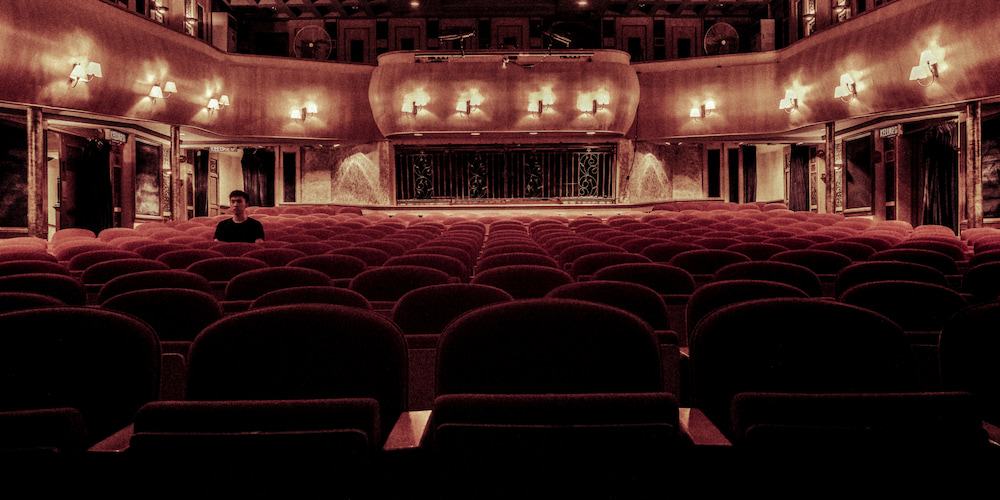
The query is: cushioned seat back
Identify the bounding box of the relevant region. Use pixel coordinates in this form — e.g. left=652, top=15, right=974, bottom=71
left=689, top=297, right=918, bottom=437
left=436, top=298, right=662, bottom=396
left=185, top=304, right=406, bottom=435
left=224, top=267, right=332, bottom=301
left=391, top=283, right=514, bottom=335
left=0, top=307, right=160, bottom=444
left=102, top=288, right=223, bottom=342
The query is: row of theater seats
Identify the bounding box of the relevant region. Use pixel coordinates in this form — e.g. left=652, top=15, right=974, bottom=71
left=0, top=203, right=999, bottom=496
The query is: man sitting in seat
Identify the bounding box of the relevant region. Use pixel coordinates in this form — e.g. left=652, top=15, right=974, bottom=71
left=214, top=190, right=265, bottom=243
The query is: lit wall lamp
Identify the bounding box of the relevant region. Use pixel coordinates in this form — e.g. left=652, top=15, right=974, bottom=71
left=689, top=100, right=716, bottom=119
left=291, top=104, right=318, bottom=121
left=149, top=81, right=177, bottom=102
left=153, top=1, right=168, bottom=12
left=528, top=86, right=556, bottom=117
left=779, top=89, right=798, bottom=113
left=206, top=95, right=229, bottom=113
left=834, top=73, right=857, bottom=102
left=402, top=89, right=430, bottom=116
left=833, top=0, right=848, bottom=13
left=69, top=62, right=102, bottom=87
left=456, top=88, right=484, bottom=115
left=909, top=50, right=939, bottom=87
left=578, top=89, right=610, bottom=116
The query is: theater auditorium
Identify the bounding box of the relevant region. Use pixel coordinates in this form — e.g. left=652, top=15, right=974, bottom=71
left=1, top=0, right=999, bottom=497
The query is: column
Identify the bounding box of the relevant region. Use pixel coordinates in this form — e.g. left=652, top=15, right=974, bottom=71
left=170, top=126, right=185, bottom=221
left=824, top=122, right=836, bottom=214
left=26, top=107, right=47, bottom=239
left=967, top=101, right=983, bottom=229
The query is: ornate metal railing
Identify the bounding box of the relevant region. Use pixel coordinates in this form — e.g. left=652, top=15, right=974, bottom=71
left=395, top=145, right=615, bottom=203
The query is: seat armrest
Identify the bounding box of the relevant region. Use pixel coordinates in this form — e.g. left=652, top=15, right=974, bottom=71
left=679, top=408, right=730, bottom=448
left=383, top=410, right=432, bottom=452
left=88, top=424, right=134, bottom=453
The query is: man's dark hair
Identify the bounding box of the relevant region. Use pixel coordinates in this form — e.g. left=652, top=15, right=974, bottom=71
left=229, top=190, right=250, bottom=202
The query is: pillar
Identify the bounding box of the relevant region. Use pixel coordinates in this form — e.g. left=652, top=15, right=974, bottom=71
left=26, top=107, right=47, bottom=239
left=824, top=122, right=836, bottom=214
left=967, top=101, right=983, bottom=228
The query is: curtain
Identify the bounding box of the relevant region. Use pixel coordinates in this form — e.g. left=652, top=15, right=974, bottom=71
left=919, top=122, right=959, bottom=230
left=241, top=148, right=275, bottom=207
left=75, top=138, right=113, bottom=234
left=788, top=145, right=810, bottom=211
left=741, top=145, right=757, bottom=202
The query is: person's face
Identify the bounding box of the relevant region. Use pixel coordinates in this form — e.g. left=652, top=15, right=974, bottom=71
left=230, top=196, right=247, bottom=215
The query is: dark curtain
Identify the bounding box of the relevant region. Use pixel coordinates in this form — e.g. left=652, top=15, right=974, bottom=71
left=241, top=148, right=275, bottom=207
left=788, top=145, right=810, bottom=211
left=194, top=150, right=208, bottom=217
left=0, top=121, right=28, bottom=227
left=919, top=122, right=959, bottom=230
left=74, top=138, right=113, bottom=234
left=741, top=145, right=757, bottom=202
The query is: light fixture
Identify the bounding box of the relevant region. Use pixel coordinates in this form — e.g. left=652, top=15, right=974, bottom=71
left=578, top=89, right=610, bottom=116
left=153, top=1, right=168, bottom=12
left=149, top=81, right=176, bottom=101
left=219, top=95, right=230, bottom=108
left=291, top=103, right=318, bottom=121
left=690, top=99, right=716, bottom=118
left=402, top=89, right=430, bottom=116
left=834, top=73, right=856, bottom=102
left=456, top=88, right=484, bottom=115
left=834, top=0, right=848, bottom=13
left=909, top=50, right=939, bottom=87
left=779, top=89, right=798, bottom=113
left=69, top=61, right=102, bottom=87
left=528, top=86, right=556, bottom=117
left=207, top=95, right=229, bottom=113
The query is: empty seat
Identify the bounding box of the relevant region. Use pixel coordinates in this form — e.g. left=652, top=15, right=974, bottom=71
left=668, top=249, right=751, bottom=280
left=123, top=304, right=407, bottom=498
left=385, top=254, right=469, bottom=282
left=808, top=241, right=878, bottom=261
left=868, top=248, right=960, bottom=276
left=241, top=248, right=309, bottom=267
left=328, top=246, right=391, bottom=267
left=470, top=264, right=572, bottom=299
left=729, top=391, right=989, bottom=496
left=0, top=307, right=160, bottom=444
left=640, top=241, right=706, bottom=263
left=686, top=280, right=809, bottom=343
left=155, top=249, right=226, bottom=269
left=224, top=267, right=333, bottom=304
left=96, top=269, right=212, bottom=305
left=133, top=242, right=191, bottom=260
left=712, top=261, right=824, bottom=298
left=0, top=291, right=65, bottom=313
left=349, top=265, right=456, bottom=303
left=567, top=251, right=653, bottom=280
left=689, top=298, right=919, bottom=440
left=960, top=262, right=1000, bottom=303
left=249, top=286, right=372, bottom=310
left=80, top=258, right=172, bottom=289
left=725, top=242, right=789, bottom=261
left=429, top=299, right=678, bottom=499
left=939, top=301, right=1000, bottom=428
left=834, top=261, right=949, bottom=298
left=0, top=259, right=71, bottom=277
left=66, top=249, right=143, bottom=272
left=0, top=273, right=86, bottom=306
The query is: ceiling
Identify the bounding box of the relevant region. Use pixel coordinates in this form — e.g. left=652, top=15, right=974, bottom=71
left=220, top=0, right=771, bottom=20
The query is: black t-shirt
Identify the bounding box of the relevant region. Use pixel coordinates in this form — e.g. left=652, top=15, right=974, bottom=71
left=214, top=217, right=265, bottom=243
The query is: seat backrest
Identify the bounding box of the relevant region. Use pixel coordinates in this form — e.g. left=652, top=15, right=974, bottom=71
left=838, top=280, right=968, bottom=333
left=0, top=307, right=160, bottom=444
left=0, top=259, right=71, bottom=277
left=242, top=248, right=309, bottom=267
left=834, top=261, right=948, bottom=298
left=0, top=273, right=87, bottom=305
left=668, top=249, right=751, bottom=276
left=156, top=249, right=226, bottom=269
left=348, top=265, right=455, bottom=302
left=185, top=304, right=407, bottom=437
left=80, top=258, right=172, bottom=285
left=713, top=260, right=823, bottom=297
left=436, top=298, right=662, bottom=396
left=249, top=286, right=372, bottom=310
left=0, top=291, right=66, bottom=313
left=99, top=270, right=213, bottom=304
left=689, top=297, right=918, bottom=437
left=545, top=281, right=671, bottom=331
left=769, top=249, right=853, bottom=276
left=328, top=247, right=391, bottom=267
left=469, top=265, right=572, bottom=299
left=384, top=254, right=469, bottom=282
left=959, top=262, right=1000, bottom=303
left=185, top=256, right=269, bottom=282
left=868, top=248, right=959, bottom=275
left=590, top=263, right=695, bottom=295
left=391, top=283, right=514, bottom=335
left=640, top=241, right=706, bottom=263
left=67, top=249, right=144, bottom=271
left=102, top=288, right=223, bottom=342
left=567, top=251, right=652, bottom=279
left=939, top=300, right=1000, bottom=426
left=224, top=267, right=333, bottom=301
left=474, top=253, right=559, bottom=273
left=686, top=280, right=809, bottom=337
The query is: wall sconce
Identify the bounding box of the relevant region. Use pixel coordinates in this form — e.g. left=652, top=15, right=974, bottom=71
left=528, top=86, right=556, bottom=117
left=578, top=89, right=610, bottom=116
left=207, top=95, right=229, bottom=113
left=456, top=88, right=484, bottom=115
left=402, top=89, right=430, bottom=116
left=291, top=104, right=318, bottom=121
left=834, top=73, right=856, bottom=102
left=833, top=0, right=848, bottom=13
left=689, top=100, right=716, bottom=118
left=779, top=90, right=798, bottom=113
left=69, top=62, right=102, bottom=87
left=149, top=81, right=176, bottom=101
left=909, top=50, right=939, bottom=87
